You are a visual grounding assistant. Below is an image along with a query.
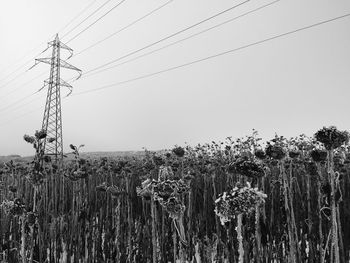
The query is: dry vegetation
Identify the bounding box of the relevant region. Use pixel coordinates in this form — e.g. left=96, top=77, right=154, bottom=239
left=1, top=127, right=350, bottom=263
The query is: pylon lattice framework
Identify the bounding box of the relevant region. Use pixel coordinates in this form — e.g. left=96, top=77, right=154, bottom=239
left=31, top=34, right=81, bottom=163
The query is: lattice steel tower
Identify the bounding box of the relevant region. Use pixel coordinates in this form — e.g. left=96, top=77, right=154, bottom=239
left=31, top=34, right=81, bottom=163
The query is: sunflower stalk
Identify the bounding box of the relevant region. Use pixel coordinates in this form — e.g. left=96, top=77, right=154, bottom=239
left=173, top=223, right=177, bottom=263
left=29, top=186, right=38, bottom=263
left=151, top=195, right=157, bottom=263
left=237, top=214, right=244, bottom=263
left=255, top=204, right=261, bottom=263
left=317, top=170, right=324, bottom=263
left=280, top=160, right=297, bottom=263
left=306, top=167, right=314, bottom=261
left=327, top=150, right=340, bottom=263
left=20, top=216, right=27, bottom=263
left=178, top=216, right=186, bottom=262
left=126, top=176, right=132, bottom=263
left=212, top=173, right=221, bottom=260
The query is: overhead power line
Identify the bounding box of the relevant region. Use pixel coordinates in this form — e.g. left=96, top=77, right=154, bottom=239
left=0, top=105, right=43, bottom=128
left=65, top=0, right=128, bottom=44
left=74, top=0, right=174, bottom=57
left=0, top=71, right=46, bottom=113
left=81, top=0, right=281, bottom=79
left=0, top=45, right=48, bottom=77
left=72, top=12, right=350, bottom=96
left=0, top=0, right=208, bottom=115
left=57, top=0, right=98, bottom=35
left=2, top=11, right=349, bottom=128
left=0, top=49, right=48, bottom=89
left=2, top=0, right=238, bottom=110
left=0, top=0, right=101, bottom=92
left=81, top=0, right=250, bottom=77
left=0, top=92, right=40, bottom=115
left=61, top=0, right=115, bottom=40
left=1, top=71, right=46, bottom=101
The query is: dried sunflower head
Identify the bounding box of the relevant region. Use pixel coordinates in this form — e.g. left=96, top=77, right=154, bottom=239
left=136, top=179, right=157, bottom=198
left=215, top=184, right=267, bottom=225
left=27, top=212, right=37, bottom=226
left=232, top=156, right=265, bottom=178
left=265, top=144, right=286, bottom=160
left=44, top=155, right=52, bottom=163
left=310, top=149, right=327, bottom=162
left=289, top=150, right=300, bottom=159
left=153, top=155, right=165, bottom=166
left=106, top=185, right=125, bottom=198
left=162, top=196, right=185, bottom=219
left=158, top=166, right=174, bottom=180
left=176, top=179, right=190, bottom=194
left=35, top=130, right=47, bottom=140
left=0, top=200, right=15, bottom=215
left=153, top=180, right=177, bottom=202
left=27, top=170, right=45, bottom=186
left=23, top=135, right=35, bottom=144
left=254, top=149, right=266, bottom=160
left=305, top=161, right=318, bottom=177
left=47, top=138, right=55, bottom=143
left=172, top=146, right=185, bottom=158
left=315, top=126, right=349, bottom=150
left=1, top=198, right=26, bottom=216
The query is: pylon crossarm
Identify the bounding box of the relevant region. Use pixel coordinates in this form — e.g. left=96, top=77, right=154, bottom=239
left=36, top=58, right=52, bottom=65
left=27, top=58, right=45, bottom=71
left=28, top=58, right=53, bottom=71
left=39, top=79, right=72, bottom=91
left=60, top=59, right=81, bottom=71
left=60, top=79, right=73, bottom=97
left=59, top=41, right=74, bottom=59
left=38, top=81, right=48, bottom=92
left=60, top=59, right=82, bottom=79
left=41, top=45, right=51, bottom=55
left=59, top=79, right=73, bottom=88
left=65, top=88, right=73, bottom=97
left=48, top=40, right=56, bottom=47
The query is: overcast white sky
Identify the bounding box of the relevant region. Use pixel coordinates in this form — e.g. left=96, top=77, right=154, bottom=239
left=0, top=0, right=350, bottom=156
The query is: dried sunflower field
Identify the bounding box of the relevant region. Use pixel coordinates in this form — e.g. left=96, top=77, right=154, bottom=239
left=1, top=126, right=350, bottom=263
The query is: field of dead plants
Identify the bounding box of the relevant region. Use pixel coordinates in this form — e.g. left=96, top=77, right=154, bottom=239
left=1, top=126, right=350, bottom=263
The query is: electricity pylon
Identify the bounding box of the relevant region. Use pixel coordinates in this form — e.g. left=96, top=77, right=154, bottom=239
left=30, top=34, right=81, bottom=163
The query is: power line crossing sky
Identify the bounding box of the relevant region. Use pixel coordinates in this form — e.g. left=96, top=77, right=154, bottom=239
left=0, top=0, right=350, bottom=156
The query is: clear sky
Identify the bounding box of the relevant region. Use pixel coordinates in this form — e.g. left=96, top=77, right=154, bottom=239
left=0, top=0, right=350, bottom=156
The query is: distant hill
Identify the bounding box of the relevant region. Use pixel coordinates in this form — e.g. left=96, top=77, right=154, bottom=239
left=0, top=155, right=31, bottom=164
left=0, top=151, right=146, bottom=163
left=79, top=151, right=145, bottom=159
